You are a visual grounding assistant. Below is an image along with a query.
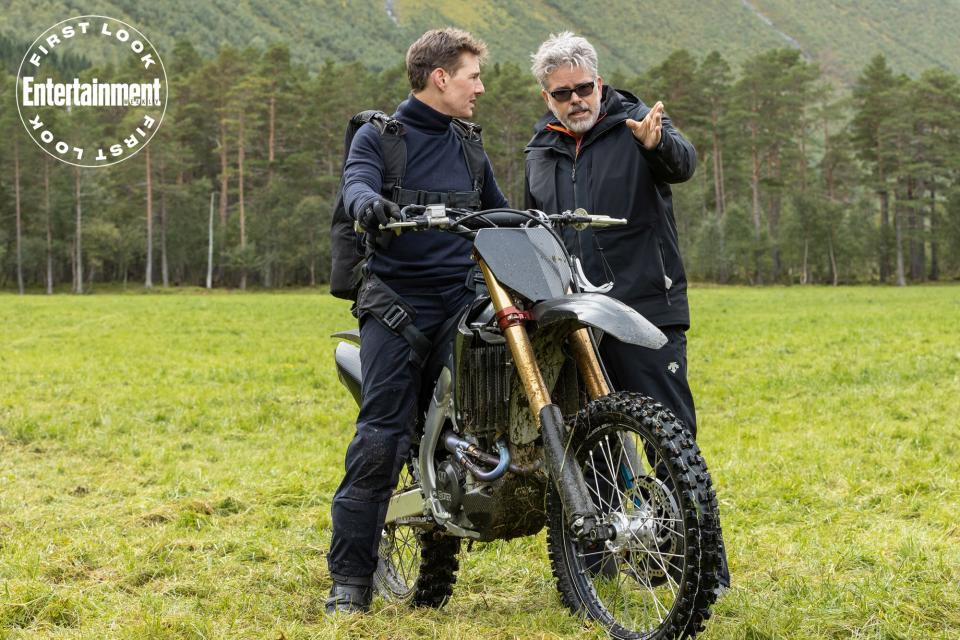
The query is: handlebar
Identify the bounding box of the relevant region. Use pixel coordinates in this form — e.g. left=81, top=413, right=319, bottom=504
left=373, top=205, right=626, bottom=234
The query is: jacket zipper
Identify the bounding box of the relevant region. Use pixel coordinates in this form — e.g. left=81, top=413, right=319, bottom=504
left=571, top=136, right=582, bottom=205
left=571, top=159, right=577, bottom=205
left=657, top=239, right=671, bottom=306
left=545, top=120, right=612, bottom=210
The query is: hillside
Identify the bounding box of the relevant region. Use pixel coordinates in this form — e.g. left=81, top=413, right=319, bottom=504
left=1, top=0, right=958, bottom=84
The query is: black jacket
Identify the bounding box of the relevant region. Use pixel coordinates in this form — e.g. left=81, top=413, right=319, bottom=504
left=344, top=95, right=508, bottom=285
left=524, top=86, right=696, bottom=328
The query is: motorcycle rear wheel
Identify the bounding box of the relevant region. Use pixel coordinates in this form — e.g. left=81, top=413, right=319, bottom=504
left=546, top=391, right=720, bottom=639
left=374, top=460, right=461, bottom=607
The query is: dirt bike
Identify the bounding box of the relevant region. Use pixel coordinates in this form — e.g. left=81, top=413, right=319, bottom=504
left=333, top=205, right=723, bottom=639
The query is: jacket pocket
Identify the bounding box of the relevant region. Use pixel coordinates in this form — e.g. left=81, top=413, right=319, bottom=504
left=593, top=224, right=668, bottom=299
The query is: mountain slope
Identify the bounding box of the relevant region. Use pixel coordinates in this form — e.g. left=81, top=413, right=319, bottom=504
left=744, top=0, right=960, bottom=82
left=0, top=0, right=956, bottom=84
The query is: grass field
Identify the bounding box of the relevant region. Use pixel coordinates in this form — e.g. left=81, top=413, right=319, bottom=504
left=1, top=286, right=959, bottom=639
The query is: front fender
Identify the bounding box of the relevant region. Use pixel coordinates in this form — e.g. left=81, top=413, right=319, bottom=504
left=531, top=293, right=667, bottom=348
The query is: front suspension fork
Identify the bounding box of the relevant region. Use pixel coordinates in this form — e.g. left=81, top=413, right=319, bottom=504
left=568, top=328, right=611, bottom=400
left=477, top=257, right=609, bottom=541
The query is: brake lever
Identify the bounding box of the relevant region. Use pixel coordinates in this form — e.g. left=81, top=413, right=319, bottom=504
left=381, top=207, right=453, bottom=233
left=381, top=220, right=422, bottom=232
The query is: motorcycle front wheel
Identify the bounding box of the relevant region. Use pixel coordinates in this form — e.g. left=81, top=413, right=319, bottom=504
left=546, top=391, right=722, bottom=639
left=374, top=458, right=461, bottom=607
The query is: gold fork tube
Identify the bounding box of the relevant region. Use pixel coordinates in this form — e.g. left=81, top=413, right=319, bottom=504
left=477, top=258, right=551, bottom=421
left=568, top=328, right=610, bottom=400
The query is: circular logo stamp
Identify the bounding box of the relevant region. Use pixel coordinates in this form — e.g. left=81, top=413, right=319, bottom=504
left=16, top=15, right=167, bottom=168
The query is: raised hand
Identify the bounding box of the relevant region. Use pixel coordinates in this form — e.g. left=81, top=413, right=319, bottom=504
left=625, top=101, right=664, bottom=150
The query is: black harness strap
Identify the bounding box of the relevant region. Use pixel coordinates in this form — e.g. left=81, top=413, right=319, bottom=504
left=354, top=273, right=432, bottom=367
left=347, top=115, right=488, bottom=362
left=376, top=116, right=406, bottom=195
left=453, top=118, right=486, bottom=192
left=390, top=187, right=481, bottom=208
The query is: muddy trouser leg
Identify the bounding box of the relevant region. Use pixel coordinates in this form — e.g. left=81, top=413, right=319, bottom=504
left=599, top=328, right=731, bottom=588
left=327, top=282, right=473, bottom=584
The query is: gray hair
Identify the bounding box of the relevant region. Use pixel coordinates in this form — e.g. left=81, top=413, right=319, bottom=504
left=530, top=32, right=599, bottom=88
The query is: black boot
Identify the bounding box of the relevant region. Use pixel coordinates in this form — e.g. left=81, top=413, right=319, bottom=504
left=325, top=580, right=373, bottom=614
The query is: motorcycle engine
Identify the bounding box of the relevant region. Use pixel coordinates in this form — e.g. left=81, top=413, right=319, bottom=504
left=436, top=459, right=466, bottom=514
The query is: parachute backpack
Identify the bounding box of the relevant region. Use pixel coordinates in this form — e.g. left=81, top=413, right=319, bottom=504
left=329, top=109, right=488, bottom=301
left=329, top=111, right=404, bottom=300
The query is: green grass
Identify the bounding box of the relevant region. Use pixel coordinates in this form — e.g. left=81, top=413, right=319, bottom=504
left=1, top=286, right=958, bottom=639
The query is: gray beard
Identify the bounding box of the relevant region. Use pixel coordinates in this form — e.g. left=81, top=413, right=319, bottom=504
left=557, top=107, right=598, bottom=133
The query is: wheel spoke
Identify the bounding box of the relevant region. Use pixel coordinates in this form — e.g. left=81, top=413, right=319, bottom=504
left=614, top=554, right=627, bottom=619
left=584, top=433, right=679, bottom=624
left=627, top=499, right=680, bottom=592
left=376, top=461, right=424, bottom=599
left=587, top=451, right=607, bottom=511
left=558, top=409, right=705, bottom=637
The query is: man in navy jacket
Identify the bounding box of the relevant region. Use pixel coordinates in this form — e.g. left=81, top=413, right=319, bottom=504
left=524, top=31, right=730, bottom=592
left=327, top=28, right=507, bottom=614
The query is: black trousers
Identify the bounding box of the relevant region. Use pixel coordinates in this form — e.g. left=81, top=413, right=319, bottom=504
left=327, top=280, right=474, bottom=583
left=600, top=326, right=697, bottom=436
left=599, top=326, right=731, bottom=588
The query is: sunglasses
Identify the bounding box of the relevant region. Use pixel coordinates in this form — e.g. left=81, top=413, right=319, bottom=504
left=548, top=81, right=596, bottom=102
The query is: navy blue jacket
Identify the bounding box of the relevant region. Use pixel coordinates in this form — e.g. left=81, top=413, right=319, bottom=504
left=343, top=94, right=508, bottom=285
left=524, top=86, right=696, bottom=328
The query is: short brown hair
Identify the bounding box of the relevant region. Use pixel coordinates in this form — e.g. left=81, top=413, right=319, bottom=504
left=406, top=28, right=488, bottom=92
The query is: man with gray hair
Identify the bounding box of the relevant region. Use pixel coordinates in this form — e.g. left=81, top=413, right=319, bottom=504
left=524, top=31, right=730, bottom=595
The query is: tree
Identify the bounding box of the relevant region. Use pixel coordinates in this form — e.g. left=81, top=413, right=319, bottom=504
left=0, top=72, right=26, bottom=293
left=13, top=137, right=23, bottom=294
left=697, top=51, right=733, bottom=222
left=911, top=69, right=960, bottom=281
left=852, top=55, right=899, bottom=282
left=733, top=48, right=819, bottom=283
left=474, top=62, right=543, bottom=207
left=195, top=47, right=246, bottom=285
left=73, top=167, right=83, bottom=294
left=642, top=49, right=700, bottom=131
left=144, top=146, right=154, bottom=288
left=43, top=157, right=53, bottom=293
left=2, top=44, right=959, bottom=290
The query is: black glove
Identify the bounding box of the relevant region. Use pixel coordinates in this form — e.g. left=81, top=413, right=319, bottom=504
left=358, top=198, right=402, bottom=234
